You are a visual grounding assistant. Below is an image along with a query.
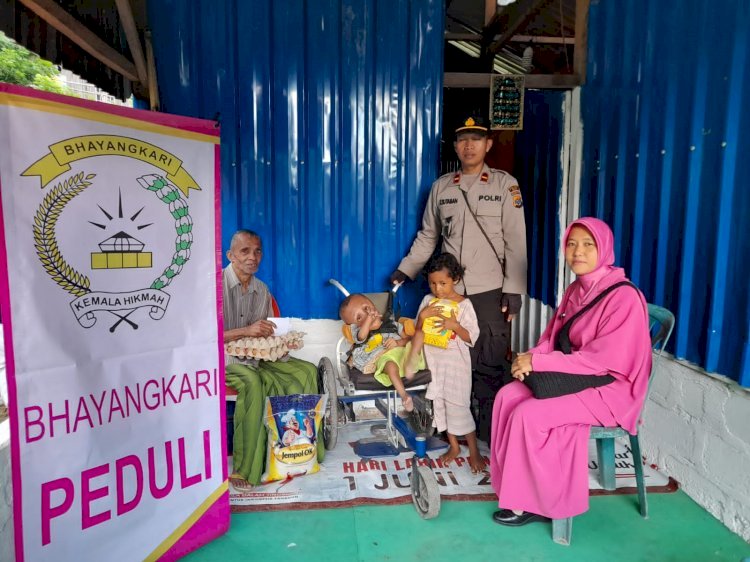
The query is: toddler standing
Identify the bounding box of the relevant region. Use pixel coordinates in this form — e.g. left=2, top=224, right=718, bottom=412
left=408, top=253, right=486, bottom=472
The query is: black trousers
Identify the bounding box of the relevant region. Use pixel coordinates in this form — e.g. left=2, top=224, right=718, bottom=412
left=467, top=288, right=513, bottom=442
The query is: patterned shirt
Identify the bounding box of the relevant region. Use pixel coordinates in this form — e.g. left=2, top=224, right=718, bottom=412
left=349, top=322, right=404, bottom=372
left=223, top=264, right=271, bottom=365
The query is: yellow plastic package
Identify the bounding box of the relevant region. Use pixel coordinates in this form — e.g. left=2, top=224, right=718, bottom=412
left=262, top=394, right=327, bottom=482
left=422, top=298, right=459, bottom=348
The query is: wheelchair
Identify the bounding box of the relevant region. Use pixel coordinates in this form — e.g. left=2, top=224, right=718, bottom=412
left=316, top=279, right=444, bottom=519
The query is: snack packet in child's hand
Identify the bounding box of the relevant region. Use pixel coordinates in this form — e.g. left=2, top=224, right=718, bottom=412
left=423, top=298, right=459, bottom=348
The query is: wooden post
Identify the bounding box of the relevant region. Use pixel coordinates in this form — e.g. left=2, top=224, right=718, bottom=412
left=115, top=0, right=148, bottom=87
left=574, top=0, right=590, bottom=83
left=485, top=0, right=497, bottom=26
left=145, top=30, right=159, bottom=111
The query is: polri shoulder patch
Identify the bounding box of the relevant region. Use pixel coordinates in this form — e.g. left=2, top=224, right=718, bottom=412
left=512, top=194, right=523, bottom=208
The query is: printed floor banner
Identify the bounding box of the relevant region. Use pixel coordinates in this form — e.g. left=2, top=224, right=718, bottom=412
left=230, top=421, right=672, bottom=511
left=0, top=84, right=228, bottom=561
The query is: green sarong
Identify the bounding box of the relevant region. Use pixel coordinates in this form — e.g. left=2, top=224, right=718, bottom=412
left=226, top=357, right=325, bottom=485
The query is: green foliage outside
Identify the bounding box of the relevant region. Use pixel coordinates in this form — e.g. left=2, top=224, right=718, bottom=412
left=0, top=32, right=69, bottom=95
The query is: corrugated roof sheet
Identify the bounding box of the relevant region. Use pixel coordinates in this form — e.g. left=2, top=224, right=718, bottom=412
left=447, top=40, right=528, bottom=74
left=444, top=0, right=577, bottom=75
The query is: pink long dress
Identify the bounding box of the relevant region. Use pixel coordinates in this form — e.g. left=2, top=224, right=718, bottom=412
left=489, top=217, right=652, bottom=519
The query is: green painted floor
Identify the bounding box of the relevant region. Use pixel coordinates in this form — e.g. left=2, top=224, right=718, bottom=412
left=186, top=491, right=749, bottom=561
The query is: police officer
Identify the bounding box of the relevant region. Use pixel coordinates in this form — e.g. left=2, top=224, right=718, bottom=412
left=390, top=115, right=527, bottom=441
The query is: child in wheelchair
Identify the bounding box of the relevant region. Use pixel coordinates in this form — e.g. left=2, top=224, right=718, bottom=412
left=339, top=293, right=426, bottom=412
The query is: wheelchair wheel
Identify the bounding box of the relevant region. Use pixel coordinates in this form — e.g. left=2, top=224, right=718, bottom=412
left=317, top=357, right=339, bottom=450
left=411, top=464, right=440, bottom=519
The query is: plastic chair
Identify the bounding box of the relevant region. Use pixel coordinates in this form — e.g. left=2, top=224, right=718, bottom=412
left=552, top=303, right=676, bottom=545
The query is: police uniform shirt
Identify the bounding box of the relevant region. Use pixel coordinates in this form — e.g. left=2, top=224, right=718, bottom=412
left=397, top=163, right=527, bottom=296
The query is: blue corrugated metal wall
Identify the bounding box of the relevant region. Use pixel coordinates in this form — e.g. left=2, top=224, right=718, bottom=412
left=147, top=0, right=444, bottom=318
left=515, top=90, right=563, bottom=307
left=581, top=0, right=750, bottom=385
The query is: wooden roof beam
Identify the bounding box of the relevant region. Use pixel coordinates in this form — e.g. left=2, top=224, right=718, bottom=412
left=446, top=32, right=575, bottom=45
left=17, top=0, right=139, bottom=82
left=115, top=0, right=148, bottom=86
left=444, top=72, right=581, bottom=89
left=511, top=34, right=575, bottom=45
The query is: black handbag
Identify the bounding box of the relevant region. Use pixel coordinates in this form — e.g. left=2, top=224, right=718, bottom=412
left=523, top=281, right=637, bottom=399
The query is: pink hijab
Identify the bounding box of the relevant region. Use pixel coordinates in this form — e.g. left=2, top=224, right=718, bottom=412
left=563, top=216, right=625, bottom=306
left=529, top=217, right=653, bottom=432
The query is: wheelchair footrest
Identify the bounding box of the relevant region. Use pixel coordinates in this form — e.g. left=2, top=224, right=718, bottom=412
left=354, top=441, right=403, bottom=458
left=353, top=436, right=449, bottom=459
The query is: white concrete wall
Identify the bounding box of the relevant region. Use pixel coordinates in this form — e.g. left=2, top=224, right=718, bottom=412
left=641, top=355, right=750, bottom=541
left=286, top=318, right=341, bottom=367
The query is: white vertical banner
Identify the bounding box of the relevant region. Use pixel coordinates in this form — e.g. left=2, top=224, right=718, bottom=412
left=0, top=84, right=228, bottom=561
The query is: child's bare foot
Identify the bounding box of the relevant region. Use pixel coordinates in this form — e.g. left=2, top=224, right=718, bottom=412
left=468, top=450, right=487, bottom=473
left=439, top=444, right=461, bottom=465
left=229, top=473, right=253, bottom=492
left=401, top=393, right=414, bottom=412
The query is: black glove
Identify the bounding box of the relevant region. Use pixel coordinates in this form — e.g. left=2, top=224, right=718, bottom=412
left=389, top=269, right=408, bottom=285
left=500, top=293, right=522, bottom=317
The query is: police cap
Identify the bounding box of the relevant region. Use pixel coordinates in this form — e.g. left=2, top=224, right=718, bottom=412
left=455, top=115, right=488, bottom=137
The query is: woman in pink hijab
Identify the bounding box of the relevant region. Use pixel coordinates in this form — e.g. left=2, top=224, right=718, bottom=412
left=489, top=217, right=652, bottom=526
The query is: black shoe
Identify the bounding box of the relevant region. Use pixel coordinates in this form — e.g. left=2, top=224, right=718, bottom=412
left=492, top=509, right=549, bottom=526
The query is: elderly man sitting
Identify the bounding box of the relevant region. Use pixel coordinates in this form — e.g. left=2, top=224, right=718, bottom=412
left=223, top=229, right=323, bottom=488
